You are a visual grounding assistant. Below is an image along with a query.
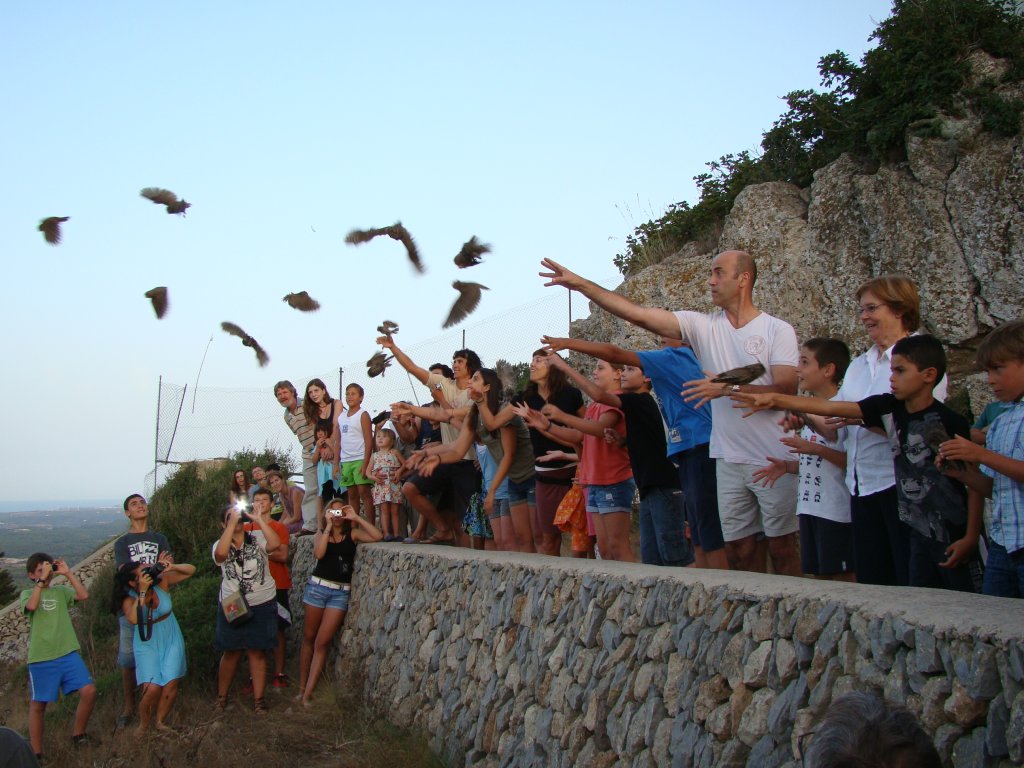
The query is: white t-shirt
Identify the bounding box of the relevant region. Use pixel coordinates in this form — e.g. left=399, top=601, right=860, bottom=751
left=796, top=422, right=851, bottom=523
left=426, top=371, right=475, bottom=460
left=212, top=534, right=276, bottom=606
left=674, top=309, right=799, bottom=465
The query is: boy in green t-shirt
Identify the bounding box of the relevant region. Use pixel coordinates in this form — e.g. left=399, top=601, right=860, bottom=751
left=19, top=553, right=97, bottom=759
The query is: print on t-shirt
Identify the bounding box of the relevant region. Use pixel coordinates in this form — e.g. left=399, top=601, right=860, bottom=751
left=127, top=540, right=161, bottom=564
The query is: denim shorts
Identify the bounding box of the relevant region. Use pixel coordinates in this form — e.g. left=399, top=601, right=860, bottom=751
left=303, top=580, right=351, bottom=611
left=117, top=613, right=136, bottom=669
left=507, top=475, right=536, bottom=505
left=489, top=497, right=511, bottom=520
left=586, top=479, right=637, bottom=515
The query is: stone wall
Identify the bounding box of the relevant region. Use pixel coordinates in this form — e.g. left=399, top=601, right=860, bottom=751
left=318, top=543, right=1024, bottom=768
left=0, top=542, right=115, bottom=665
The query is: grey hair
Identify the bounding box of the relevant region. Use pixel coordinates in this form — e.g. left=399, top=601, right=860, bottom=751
left=805, top=691, right=940, bottom=768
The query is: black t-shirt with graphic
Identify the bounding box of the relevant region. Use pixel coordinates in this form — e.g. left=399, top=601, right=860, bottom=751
left=858, top=394, right=970, bottom=543
left=114, top=531, right=170, bottom=568
left=525, top=385, right=585, bottom=470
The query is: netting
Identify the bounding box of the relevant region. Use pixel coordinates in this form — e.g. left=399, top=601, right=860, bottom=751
left=146, top=282, right=620, bottom=494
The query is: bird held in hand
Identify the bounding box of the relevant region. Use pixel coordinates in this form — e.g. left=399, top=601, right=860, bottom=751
left=711, top=363, right=766, bottom=386
left=924, top=421, right=968, bottom=473
left=38, top=216, right=69, bottom=245
left=140, top=187, right=191, bottom=215
left=367, top=351, right=394, bottom=378
left=453, top=236, right=490, bottom=268
left=283, top=291, right=321, bottom=312
left=145, top=287, right=169, bottom=319
left=221, top=322, right=270, bottom=367
left=443, top=281, right=488, bottom=329
left=345, top=222, right=423, bottom=273
left=377, top=320, right=399, bottom=336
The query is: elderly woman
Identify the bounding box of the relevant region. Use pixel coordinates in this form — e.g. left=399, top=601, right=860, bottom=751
left=265, top=470, right=305, bottom=534
left=829, top=275, right=946, bottom=586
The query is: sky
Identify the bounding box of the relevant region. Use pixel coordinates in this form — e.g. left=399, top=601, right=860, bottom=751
left=0, top=1, right=895, bottom=502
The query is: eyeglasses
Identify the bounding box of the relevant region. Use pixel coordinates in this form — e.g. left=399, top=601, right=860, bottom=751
left=858, top=303, right=884, bottom=315
left=795, top=730, right=816, bottom=766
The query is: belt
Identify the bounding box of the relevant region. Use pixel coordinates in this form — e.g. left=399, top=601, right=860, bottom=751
left=309, top=576, right=350, bottom=591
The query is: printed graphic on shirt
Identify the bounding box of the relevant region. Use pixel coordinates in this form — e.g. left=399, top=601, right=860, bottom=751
left=744, top=336, right=767, bottom=356
left=40, top=597, right=59, bottom=612
left=127, top=541, right=160, bottom=564
left=894, top=412, right=966, bottom=543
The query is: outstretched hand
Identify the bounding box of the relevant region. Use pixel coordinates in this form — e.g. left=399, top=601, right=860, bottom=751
left=513, top=403, right=549, bottom=430
left=539, top=258, right=584, bottom=290
left=729, top=391, right=776, bottom=416
left=376, top=334, right=396, bottom=351
left=541, top=403, right=568, bottom=424
left=541, top=335, right=570, bottom=353
left=681, top=371, right=723, bottom=409
left=751, top=457, right=790, bottom=488
left=937, top=435, right=984, bottom=465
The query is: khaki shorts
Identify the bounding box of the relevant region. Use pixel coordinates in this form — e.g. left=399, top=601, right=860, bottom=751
left=715, top=459, right=798, bottom=541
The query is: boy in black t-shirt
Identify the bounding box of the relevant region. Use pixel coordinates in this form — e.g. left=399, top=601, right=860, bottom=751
left=734, top=335, right=980, bottom=591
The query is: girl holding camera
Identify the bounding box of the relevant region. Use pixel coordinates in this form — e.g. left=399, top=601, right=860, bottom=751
left=117, top=551, right=195, bottom=734
left=297, top=499, right=382, bottom=705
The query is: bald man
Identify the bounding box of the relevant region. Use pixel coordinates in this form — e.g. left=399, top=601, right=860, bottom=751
left=541, top=251, right=801, bottom=576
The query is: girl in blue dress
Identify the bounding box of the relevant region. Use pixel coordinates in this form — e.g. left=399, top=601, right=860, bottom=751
left=117, top=552, right=195, bottom=734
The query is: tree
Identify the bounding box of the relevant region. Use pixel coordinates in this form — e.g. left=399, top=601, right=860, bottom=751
left=0, top=554, right=18, bottom=607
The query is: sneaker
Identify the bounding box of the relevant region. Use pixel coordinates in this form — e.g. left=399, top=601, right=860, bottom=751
left=241, top=678, right=254, bottom=695
left=272, top=673, right=289, bottom=688
left=71, top=734, right=92, bottom=747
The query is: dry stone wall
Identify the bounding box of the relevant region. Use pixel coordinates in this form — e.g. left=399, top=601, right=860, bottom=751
left=317, top=543, right=1024, bottom=768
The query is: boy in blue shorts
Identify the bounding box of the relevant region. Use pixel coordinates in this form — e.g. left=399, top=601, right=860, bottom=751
left=939, top=320, right=1024, bottom=597
left=735, top=335, right=981, bottom=591
left=20, top=553, right=97, bottom=758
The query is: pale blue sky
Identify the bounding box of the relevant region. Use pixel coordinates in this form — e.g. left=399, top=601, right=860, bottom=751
left=0, top=2, right=893, bottom=501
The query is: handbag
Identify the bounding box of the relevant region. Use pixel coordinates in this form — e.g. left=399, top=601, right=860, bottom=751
left=221, top=535, right=254, bottom=625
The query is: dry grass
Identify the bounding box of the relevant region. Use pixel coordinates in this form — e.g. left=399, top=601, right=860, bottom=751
left=0, top=649, right=443, bottom=768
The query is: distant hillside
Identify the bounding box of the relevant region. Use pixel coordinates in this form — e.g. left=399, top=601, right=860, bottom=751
left=0, top=507, right=124, bottom=586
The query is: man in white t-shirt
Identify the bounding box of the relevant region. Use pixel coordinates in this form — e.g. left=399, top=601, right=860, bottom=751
left=541, top=251, right=801, bottom=575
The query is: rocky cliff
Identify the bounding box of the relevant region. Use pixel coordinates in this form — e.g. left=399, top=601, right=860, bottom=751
left=575, top=84, right=1023, bottom=410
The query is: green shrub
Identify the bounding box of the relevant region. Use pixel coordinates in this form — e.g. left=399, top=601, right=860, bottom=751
left=167, top=572, right=222, bottom=682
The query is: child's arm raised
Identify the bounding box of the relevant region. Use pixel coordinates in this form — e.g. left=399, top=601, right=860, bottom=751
left=541, top=335, right=642, bottom=369
left=780, top=434, right=847, bottom=471
left=54, top=558, right=88, bottom=601
left=732, top=391, right=864, bottom=420
left=542, top=348, right=622, bottom=409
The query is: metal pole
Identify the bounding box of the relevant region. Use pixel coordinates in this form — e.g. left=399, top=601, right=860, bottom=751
left=338, top=366, right=344, bottom=397
left=568, top=288, right=572, bottom=329
left=461, top=329, right=465, bottom=348
left=164, top=384, right=187, bottom=463
left=154, top=376, right=162, bottom=489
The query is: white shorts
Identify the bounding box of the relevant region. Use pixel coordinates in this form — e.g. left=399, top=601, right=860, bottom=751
left=715, top=459, right=798, bottom=541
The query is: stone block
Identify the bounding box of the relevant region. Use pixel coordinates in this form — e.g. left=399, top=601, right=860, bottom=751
left=647, top=621, right=673, bottom=662
left=921, top=676, right=954, bottom=731
left=775, top=638, right=798, bottom=684
left=745, top=599, right=778, bottom=643
left=744, top=640, right=773, bottom=688
left=952, top=727, right=988, bottom=768
left=721, top=633, right=748, bottom=688
left=954, top=641, right=1001, bottom=701
left=731, top=683, right=754, bottom=735
left=693, top=674, right=730, bottom=723
left=706, top=701, right=733, bottom=740
left=793, top=602, right=824, bottom=645
left=718, top=738, right=752, bottom=768
left=816, top=605, right=848, bottom=659
left=986, top=694, right=1010, bottom=758
left=1008, top=690, right=1024, bottom=763
left=808, top=657, right=843, bottom=713
left=737, top=688, right=776, bottom=747
left=670, top=719, right=703, bottom=768
left=944, top=680, right=988, bottom=728
left=652, top=717, right=673, bottom=767
left=633, top=661, right=661, bottom=701
left=915, top=629, right=944, bottom=674
left=933, top=723, right=964, bottom=766
left=836, top=630, right=859, bottom=675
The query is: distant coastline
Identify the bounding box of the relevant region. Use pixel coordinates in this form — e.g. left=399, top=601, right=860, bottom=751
left=0, top=499, right=119, bottom=514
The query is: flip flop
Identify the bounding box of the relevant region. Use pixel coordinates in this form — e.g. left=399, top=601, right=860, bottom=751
left=418, top=532, right=455, bottom=545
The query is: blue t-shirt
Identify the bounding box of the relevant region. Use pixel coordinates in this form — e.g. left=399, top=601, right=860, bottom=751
left=636, top=347, right=713, bottom=456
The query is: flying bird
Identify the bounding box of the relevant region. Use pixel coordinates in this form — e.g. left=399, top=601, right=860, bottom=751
left=366, top=351, right=394, bottom=378
left=283, top=291, right=321, bottom=312
left=443, top=281, right=489, bottom=329
left=38, top=216, right=69, bottom=245
left=221, top=322, right=269, bottom=367
left=453, top=236, right=490, bottom=268
left=924, top=421, right=968, bottom=473
left=345, top=222, right=423, bottom=273
left=711, top=363, right=766, bottom=386
left=494, top=359, right=519, bottom=399
left=140, top=187, right=191, bottom=215
left=377, top=320, right=399, bottom=336
left=144, top=287, right=169, bottom=319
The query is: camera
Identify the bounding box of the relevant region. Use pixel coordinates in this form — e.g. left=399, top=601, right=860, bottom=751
left=142, top=562, right=166, bottom=581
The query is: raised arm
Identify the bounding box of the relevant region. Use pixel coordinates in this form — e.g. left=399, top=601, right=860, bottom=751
left=731, top=391, right=864, bottom=420
left=543, top=403, right=621, bottom=437
left=540, top=259, right=681, bottom=338
left=376, top=335, right=431, bottom=384
left=541, top=348, right=622, bottom=409
left=541, top=335, right=642, bottom=369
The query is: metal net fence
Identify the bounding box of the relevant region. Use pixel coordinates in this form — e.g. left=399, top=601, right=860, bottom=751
left=144, top=281, right=620, bottom=495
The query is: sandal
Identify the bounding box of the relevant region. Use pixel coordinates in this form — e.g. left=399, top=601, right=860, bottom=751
left=253, top=697, right=268, bottom=715
left=215, top=695, right=228, bottom=713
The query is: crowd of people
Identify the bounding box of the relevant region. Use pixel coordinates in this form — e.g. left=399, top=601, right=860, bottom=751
left=15, top=249, right=1023, bottom=760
